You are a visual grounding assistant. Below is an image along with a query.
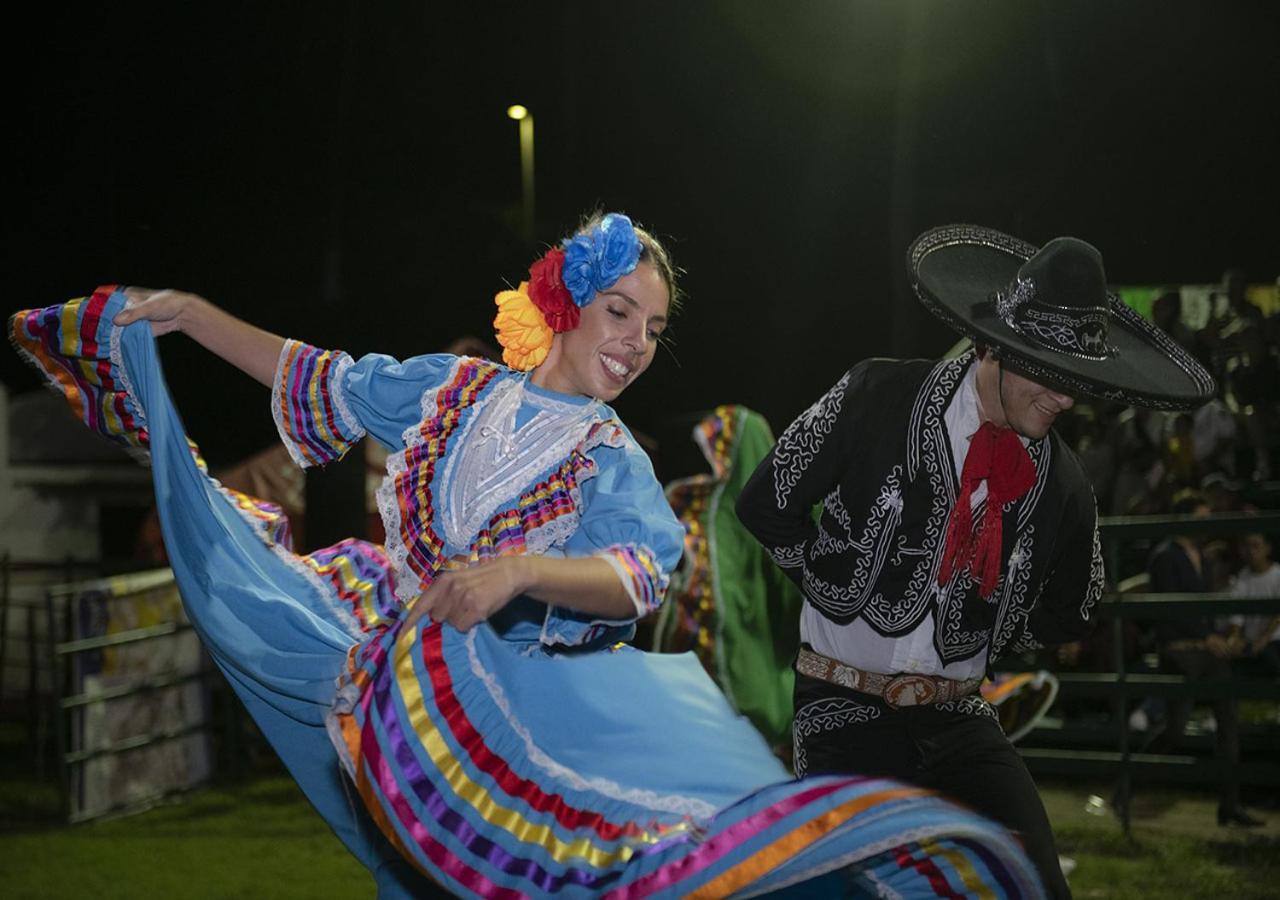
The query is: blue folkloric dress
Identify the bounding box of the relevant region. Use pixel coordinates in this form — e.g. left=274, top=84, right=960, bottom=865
left=11, top=286, right=1046, bottom=899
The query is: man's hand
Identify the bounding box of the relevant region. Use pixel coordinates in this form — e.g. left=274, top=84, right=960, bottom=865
left=1205, top=633, right=1232, bottom=658
left=403, top=558, right=529, bottom=633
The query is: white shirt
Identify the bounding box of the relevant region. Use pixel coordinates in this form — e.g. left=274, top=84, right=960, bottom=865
left=1229, top=563, right=1280, bottom=644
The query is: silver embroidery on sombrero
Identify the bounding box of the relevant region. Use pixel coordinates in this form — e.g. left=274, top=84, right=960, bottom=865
left=910, top=224, right=1215, bottom=411
left=994, top=275, right=1115, bottom=361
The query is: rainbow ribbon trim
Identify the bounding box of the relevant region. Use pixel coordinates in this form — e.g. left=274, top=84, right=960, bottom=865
left=380, top=363, right=630, bottom=604
left=272, top=339, right=365, bottom=468
left=10, top=285, right=148, bottom=457
left=599, top=544, right=670, bottom=617
left=330, top=621, right=1042, bottom=896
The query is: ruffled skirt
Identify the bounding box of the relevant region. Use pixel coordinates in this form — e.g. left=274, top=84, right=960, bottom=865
left=11, top=287, right=1045, bottom=898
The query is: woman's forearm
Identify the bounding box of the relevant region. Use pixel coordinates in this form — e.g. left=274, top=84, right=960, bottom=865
left=403, top=553, right=640, bottom=633
left=179, top=297, right=286, bottom=387
left=113, top=288, right=285, bottom=388
left=519, top=556, right=638, bottom=620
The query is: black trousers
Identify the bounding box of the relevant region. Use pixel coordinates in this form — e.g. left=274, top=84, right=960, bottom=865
left=794, top=671, right=1070, bottom=899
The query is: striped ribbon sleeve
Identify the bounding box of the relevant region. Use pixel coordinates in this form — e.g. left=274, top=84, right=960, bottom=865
left=271, top=339, right=366, bottom=468
left=598, top=543, right=671, bottom=618
left=9, top=286, right=151, bottom=459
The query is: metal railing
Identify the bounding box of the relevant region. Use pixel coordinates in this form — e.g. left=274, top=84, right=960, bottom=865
left=1009, top=511, right=1280, bottom=833
left=45, top=569, right=216, bottom=823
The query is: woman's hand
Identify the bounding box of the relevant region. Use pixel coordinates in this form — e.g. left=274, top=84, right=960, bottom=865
left=403, top=558, right=529, bottom=633
left=110, top=288, right=284, bottom=387
left=114, top=287, right=204, bottom=337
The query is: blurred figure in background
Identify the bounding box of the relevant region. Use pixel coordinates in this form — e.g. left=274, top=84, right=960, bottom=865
left=1227, top=532, right=1280, bottom=678
left=1204, top=269, right=1276, bottom=481
left=1141, top=490, right=1261, bottom=828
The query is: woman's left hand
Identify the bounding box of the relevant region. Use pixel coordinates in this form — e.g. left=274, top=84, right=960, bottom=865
left=402, top=558, right=528, bottom=632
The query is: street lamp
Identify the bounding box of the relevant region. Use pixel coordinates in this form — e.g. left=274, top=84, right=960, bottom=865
left=507, top=104, right=535, bottom=243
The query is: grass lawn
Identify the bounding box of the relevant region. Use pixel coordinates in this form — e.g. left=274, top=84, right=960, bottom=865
left=1042, top=778, right=1279, bottom=899
left=0, top=776, right=369, bottom=899
left=2, top=765, right=1277, bottom=898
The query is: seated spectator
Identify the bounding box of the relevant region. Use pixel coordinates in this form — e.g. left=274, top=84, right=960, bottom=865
left=1201, top=472, right=1243, bottom=514
left=1191, top=394, right=1240, bottom=481
left=1227, top=532, right=1280, bottom=678
left=1139, top=490, right=1263, bottom=828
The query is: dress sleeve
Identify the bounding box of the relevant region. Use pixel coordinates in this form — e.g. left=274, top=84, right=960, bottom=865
left=540, top=427, right=685, bottom=648
left=735, top=364, right=861, bottom=587
left=271, top=340, right=457, bottom=467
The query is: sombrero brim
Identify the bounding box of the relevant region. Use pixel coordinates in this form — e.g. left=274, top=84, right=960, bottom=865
left=909, top=225, right=1216, bottom=411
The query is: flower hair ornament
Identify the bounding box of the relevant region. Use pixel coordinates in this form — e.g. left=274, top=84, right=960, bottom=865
left=494, top=213, right=643, bottom=370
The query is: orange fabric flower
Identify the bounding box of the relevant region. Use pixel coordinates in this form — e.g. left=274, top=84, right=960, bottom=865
left=493, top=282, right=553, bottom=371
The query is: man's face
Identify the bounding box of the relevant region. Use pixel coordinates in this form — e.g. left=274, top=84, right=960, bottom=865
left=976, top=354, right=1076, bottom=439
left=1243, top=534, right=1272, bottom=571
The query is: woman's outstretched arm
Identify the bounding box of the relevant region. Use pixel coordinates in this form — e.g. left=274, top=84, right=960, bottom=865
left=113, top=287, right=285, bottom=387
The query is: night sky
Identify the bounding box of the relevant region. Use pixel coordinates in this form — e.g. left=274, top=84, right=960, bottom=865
left=8, top=2, right=1278, bottom=475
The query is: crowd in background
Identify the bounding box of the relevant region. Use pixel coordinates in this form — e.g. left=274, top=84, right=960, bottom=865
left=1049, top=273, right=1280, bottom=759
left=1062, top=271, right=1279, bottom=520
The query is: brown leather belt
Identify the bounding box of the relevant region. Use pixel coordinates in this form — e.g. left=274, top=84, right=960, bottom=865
left=796, top=647, right=983, bottom=709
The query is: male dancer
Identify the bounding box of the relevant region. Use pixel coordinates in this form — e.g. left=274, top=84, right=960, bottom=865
left=737, top=225, right=1216, bottom=897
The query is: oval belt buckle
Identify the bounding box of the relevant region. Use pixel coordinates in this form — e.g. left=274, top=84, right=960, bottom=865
left=884, top=674, right=938, bottom=708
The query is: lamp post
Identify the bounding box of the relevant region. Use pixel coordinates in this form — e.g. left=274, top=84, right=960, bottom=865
left=507, top=104, right=535, bottom=243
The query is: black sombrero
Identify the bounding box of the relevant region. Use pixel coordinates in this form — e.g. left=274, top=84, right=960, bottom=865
left=909, top=224, right=1216, bottom=411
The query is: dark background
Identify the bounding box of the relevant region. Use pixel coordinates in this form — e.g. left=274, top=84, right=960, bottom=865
left=7, top=1, right=1277, bottom=472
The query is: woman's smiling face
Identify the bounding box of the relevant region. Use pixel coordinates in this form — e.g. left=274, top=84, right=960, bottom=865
left=534, top=261, right=669, bottom=401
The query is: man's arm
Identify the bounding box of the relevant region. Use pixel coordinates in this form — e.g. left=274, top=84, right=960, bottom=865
left=1021, top=492, right=1105, bottom=649
left=736, top=365, right=861, bottom=586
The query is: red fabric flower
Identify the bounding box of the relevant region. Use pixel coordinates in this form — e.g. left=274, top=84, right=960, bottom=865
left=527, top=248, right=579, bottom=333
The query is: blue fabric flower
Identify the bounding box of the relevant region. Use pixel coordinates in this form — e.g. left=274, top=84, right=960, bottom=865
left=561, top=234, right=596, bottom=306
left=560, top=213, right=642, bottom=308
left=594, top=214, right=642, bottom=290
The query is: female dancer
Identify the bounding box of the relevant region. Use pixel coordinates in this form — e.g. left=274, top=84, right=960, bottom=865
left=12, top=213, right=1043, bottom=897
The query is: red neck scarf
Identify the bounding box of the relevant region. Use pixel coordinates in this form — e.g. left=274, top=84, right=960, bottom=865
left=937, top=421, right=1037, bottom=599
